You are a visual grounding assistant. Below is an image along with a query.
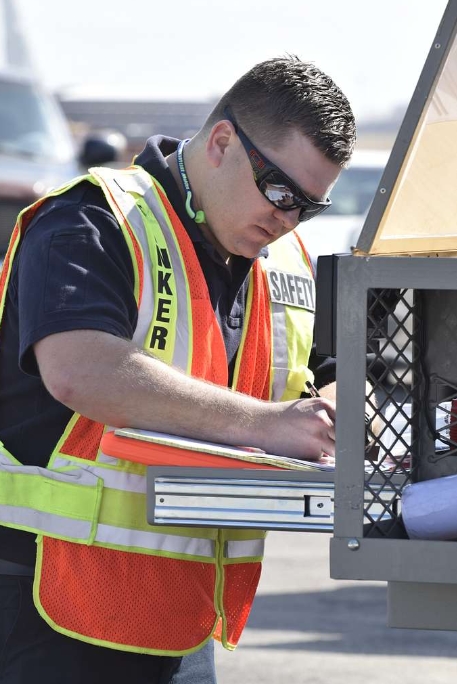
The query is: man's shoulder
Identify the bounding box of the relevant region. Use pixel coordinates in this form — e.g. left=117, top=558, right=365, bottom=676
left=18, top=178, right=123, bottom=250
left=17, top=175, right=130, bottom=269
left=31, top=178, right=114, bottom=225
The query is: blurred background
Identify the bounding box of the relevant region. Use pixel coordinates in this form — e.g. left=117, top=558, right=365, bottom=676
left=0, top=0, right=449, bottom=259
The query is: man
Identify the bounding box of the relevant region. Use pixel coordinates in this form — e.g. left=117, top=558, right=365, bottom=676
left=0, top=56, right=355, bottom=683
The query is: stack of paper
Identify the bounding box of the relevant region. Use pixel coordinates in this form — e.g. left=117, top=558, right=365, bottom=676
left=100, top=428, right=335, bottom=472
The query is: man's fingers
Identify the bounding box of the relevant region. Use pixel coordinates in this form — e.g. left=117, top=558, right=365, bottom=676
left=313, top=408, right=336, bottom=456
left=314, top=408, right=335, bottom=435
left=321, top=399, right=336, bottom=421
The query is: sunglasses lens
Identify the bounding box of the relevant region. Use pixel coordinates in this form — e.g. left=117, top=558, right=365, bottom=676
left=258, top=171, right=330, bottom=222
left=258, top=173, right=300, bottom=209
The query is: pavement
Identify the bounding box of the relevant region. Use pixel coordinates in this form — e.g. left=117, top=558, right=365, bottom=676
left=215, top=531, right=457, bottom=684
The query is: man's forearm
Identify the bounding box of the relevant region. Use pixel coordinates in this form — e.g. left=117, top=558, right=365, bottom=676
left=35, top=329, right=336, bottom=459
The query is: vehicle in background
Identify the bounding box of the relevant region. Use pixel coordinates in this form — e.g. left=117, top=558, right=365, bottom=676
left=0, top=68, right=122, bottom=256
left=299, top=149, right=390, bottom=270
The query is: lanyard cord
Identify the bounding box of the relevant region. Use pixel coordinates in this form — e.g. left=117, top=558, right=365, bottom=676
left=177, top=139, right=206, bottom=224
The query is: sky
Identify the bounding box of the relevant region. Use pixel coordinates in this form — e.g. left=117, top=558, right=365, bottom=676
left=8, top=0, right=451, bottom=123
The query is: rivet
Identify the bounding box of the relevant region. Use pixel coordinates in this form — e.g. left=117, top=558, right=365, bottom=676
left=347, top=538, right=360, bottom=551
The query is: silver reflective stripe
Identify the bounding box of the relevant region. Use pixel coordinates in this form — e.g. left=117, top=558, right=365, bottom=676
left=95, top=524, right=215, bottom=558
left=141, top=182, right=190, bottom=372
left=49, top=456, right=214, bottom=555
left=225, top=539, right=265, bottom=559
left=53, top=456, right=146, bottom=494
left=96, top=451, right=120, bottom=466
left=97, top=427, right=121, bottom=466
left=90, top=167, right=155, bottom=349
left=0, top=505, right=93, bottom=539
left=270, top=301, right=288, bottom=401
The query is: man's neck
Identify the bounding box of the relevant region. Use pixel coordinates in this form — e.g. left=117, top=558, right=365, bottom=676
left=166, top=145, right=232, bottom=265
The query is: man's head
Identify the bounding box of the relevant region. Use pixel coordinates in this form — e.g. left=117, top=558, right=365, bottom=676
left=183, top=56, right=356, bottom=259
left=203, top=56, right=355, bottom=166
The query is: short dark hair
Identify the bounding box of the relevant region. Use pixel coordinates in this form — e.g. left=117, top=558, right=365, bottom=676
left=204, top=55, right=356, bottom=166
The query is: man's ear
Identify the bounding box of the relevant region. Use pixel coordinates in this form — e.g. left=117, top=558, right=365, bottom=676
left=206, top=120, right=235, bottom=168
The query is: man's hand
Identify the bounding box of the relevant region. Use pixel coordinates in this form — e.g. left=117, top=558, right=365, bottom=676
left=253, top=396, right=336, bottom=460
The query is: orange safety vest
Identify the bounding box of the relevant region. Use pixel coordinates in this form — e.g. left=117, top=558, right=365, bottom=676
left=0, top=166, right=316, bottom=655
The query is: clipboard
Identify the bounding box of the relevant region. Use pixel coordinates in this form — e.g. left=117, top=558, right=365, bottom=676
left=100, top=428, right=335, bottom=472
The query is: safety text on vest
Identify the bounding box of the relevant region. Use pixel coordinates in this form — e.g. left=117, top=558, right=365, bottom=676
left=266, top=269, right=315, bottom=312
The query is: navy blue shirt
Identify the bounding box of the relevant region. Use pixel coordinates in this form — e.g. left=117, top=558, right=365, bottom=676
left=0, top=135, right=256, bottom=564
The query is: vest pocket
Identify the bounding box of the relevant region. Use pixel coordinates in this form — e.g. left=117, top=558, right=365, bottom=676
left=0, top=459, right=103, bottom=545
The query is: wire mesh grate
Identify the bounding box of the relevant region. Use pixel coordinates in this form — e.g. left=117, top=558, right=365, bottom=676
left=363, top=288, right=420, bottom=537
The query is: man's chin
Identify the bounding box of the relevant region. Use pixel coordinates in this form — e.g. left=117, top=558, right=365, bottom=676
left=235, top=246, right=264, bottom=259
left=234, top=238, right=271, bottom=259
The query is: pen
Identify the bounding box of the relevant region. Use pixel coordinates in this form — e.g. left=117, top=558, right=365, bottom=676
left=305, top=381, right=321, bottom=398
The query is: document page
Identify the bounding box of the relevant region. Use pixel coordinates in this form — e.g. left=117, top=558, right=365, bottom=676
left=113, top=427, right=336, bottom=472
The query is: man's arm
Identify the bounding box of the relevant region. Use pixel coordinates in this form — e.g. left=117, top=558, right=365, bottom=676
left=34, top=329, right=336, bottom=460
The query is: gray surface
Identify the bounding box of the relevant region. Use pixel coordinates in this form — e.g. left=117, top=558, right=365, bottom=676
left=215, top=531, right=457, bottom=684
left=389, top=582, right=457, bottom=630
left=331, top=537, right=457, bottom=584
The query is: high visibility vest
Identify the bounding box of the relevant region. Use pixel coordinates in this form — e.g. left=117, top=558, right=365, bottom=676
left=0, top=165, right=316, bottom=655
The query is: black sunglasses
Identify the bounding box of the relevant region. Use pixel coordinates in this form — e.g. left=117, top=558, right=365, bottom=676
left=223, top=107, right=331, bottom=223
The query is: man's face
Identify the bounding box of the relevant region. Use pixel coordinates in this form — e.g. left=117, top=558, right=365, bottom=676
left=201, top=122, right=342, bottom=260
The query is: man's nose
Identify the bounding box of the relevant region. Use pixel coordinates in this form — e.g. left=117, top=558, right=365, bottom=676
left=273, top=207, right=300, bottom=232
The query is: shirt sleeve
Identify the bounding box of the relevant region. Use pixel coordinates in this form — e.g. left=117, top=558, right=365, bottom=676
left=15, top=181, right=138, bottom=376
